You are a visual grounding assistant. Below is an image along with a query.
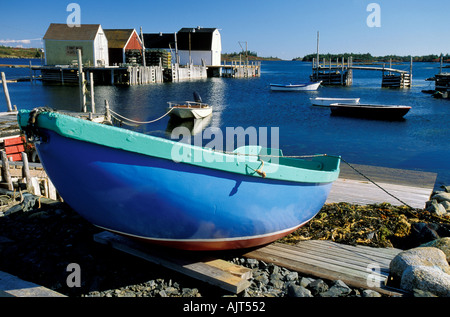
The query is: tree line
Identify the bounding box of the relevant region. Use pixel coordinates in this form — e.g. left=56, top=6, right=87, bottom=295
left=298, top=53, right=450, bottom=63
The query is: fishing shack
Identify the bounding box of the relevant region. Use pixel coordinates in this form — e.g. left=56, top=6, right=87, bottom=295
left=104, top=29, right=144, bottom=66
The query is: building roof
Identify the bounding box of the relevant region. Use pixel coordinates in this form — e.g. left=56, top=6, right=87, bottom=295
left=176, top=27, right=218, bottom=51
left=104, top=29, right=138, bottom=49
left=43, top=23, right=102, bottom=41
left=142, top=33, right=176, bottom=49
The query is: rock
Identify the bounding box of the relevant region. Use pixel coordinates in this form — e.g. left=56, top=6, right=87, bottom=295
left=442, top=201, right=450, bottom=211
left=413, top=289, right=438, bottom=297
left=410, top=223, right=440, bottom=244
left=299, top=277, right=314, bottom=288
left=319, top=280, right=352, bottom=297
left=420, top=238, right=450, bottom=263
left=400, top=265, right=450, bottom=297
left=426, top=200, right=447, bottom=216
left=441, top=185, right=450, bottom=193
left=361, top=290, right=382, bottom=297
left=308, top=279, right=328, bottom=296
left=390, top=247, right=450, bottom=281
left=287, top=284, right=313, bottom=297
left=432, top=192, right=450, bottom=203
left=285, top=272, right=299, bottom=282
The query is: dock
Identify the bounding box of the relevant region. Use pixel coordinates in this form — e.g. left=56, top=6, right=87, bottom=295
left=311, top=57, right=413, bottom=88
left=328, top=163, right=437, bottom=209
left=94, top=231, right=252, bottom=294
left=243, top=240, right=405, bottom=296
left=93, top=231, right=404, bottom=296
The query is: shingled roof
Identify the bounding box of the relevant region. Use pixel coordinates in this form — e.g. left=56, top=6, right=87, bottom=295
left=43, top=23, right=102, bottom=41
left=104, top=29, right=137, bottom=48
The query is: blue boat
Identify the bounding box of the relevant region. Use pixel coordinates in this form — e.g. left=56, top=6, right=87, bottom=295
left=18, top=109, right=340, bottom=251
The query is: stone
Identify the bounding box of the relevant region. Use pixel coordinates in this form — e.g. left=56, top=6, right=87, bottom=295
left=390, top=247, right=450, bottom=280
left=426, top=200, right=447, bottom=216
left=361, top=290, right=382, bottom=297
left=299, top=277, right=314, bottom=288
left=308, top=279, right=328, bottom=296
left=420, top=238, right=450, bottom=263
left=410, top=223, right=440, bottom=245
left=413, top=289, right=438, bottom=297
left=319, top=280, right=351, bottom=297
left=400, top=265, right=450, bottom=297
left=441, top=185, right=450, bottom=193
left=432, top=192, right=450, bottom=203
left=442, top=201, right=450, bottom=211
left=285, top=272, right=299, bottom=282
left=287, top=284, right=313, bottom=297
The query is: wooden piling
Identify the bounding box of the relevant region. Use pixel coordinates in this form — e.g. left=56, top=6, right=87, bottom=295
left=1, top=150, right=13, bottom=191
left=21, top=152, right=32, bottom=192
left=89, top=72, right=95, bottom=113
left=1, top=72, right=13, bottom=112
left=77, top=49, right=86, bottom=112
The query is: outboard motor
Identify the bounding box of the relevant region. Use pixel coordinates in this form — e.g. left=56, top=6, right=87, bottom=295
left=193, top=91, right=202, bottom=103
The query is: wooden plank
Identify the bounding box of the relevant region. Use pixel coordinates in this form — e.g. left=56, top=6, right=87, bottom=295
left=327, top=178, right=433, bottom=209
left=94, top=231, right=251, bottom=294
left=244, top=241, right=405, bottom=296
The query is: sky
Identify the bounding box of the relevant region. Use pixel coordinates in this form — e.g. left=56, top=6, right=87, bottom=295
left=1, top=0, right=449, bottom=60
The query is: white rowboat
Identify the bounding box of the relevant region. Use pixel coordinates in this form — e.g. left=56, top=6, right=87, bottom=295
left=310, top=97, right=360, bottom=107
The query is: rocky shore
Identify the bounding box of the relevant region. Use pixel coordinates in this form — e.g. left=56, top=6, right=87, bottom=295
left=0, top=187, right=449, bottom=298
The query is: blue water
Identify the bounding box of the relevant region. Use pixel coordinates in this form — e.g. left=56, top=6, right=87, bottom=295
left=1, top=58, right=449, bottom=188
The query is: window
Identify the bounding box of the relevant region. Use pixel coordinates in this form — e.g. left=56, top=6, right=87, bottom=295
left=66, top=46, right=83, bottom=55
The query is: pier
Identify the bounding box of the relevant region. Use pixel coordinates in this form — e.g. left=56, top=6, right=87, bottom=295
left=311, top=57, right=413, bottom=88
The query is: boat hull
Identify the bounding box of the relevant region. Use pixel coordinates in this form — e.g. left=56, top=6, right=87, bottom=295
left=310, top=97, right=360, bottom=107
left=270, top=82, right=321, bottom=91
left=18, top=110, right=340, bottom=251
left=168, top=107, right=212, bottom=119
left=330, top=104, right=411, bottom=120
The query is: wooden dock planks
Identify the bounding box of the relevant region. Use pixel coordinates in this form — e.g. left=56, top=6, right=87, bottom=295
left=244, top=240, right=404, bottom=296
left=94, top=231, right=252, bottom=294
left=327, top=163, right=437, bottom=209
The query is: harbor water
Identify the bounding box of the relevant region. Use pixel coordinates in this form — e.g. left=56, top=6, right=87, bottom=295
left=1, top=58, right=449, bottom=189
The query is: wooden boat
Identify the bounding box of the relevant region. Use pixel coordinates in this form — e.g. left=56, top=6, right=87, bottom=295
left=310, top=97, right=360, bottom=107
left=167, top=92, right=212, bottom=119
left=167, top=101, right=212, bottom=119
left=329, top=103, right=411, bottom=120
left=270, top=81, right=322, bottom=91
left=18, top=109, right=341, bottom=251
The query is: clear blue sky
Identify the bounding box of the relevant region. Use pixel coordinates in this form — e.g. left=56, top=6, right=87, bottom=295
left=1, top=0, right=449, bottom=60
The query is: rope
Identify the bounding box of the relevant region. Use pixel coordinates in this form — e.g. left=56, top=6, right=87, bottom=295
left=108, top=107, right=173, bottom=126
left=338, top=157, right=415, bottom=211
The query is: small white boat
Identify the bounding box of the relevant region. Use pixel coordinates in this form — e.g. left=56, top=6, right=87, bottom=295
left=270, top=81, right=322, bottom=91
left=167, top=92, right=212, bottom=119
left=310, top=97, right=360, bottom=107
left=167, top=101, right=212, bottom=119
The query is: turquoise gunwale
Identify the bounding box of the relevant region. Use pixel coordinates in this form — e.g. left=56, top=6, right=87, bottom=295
left=17, top=110, right=340, bottom=184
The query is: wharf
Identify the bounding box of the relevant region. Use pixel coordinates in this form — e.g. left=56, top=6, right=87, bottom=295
left=328, top=163, right=437, bottom=209
left=93, top=231, right=404, bottom=296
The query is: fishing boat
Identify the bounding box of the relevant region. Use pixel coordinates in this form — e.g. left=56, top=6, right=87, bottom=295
left=329, top=103, right=411, bottom=120
left=270, top=81, right=322, bottom=91
left=310, top=97, right=360, bottom=107
left=167, top=92, right=212, bottom=119
left=18, top=109, right=341, bottom=251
